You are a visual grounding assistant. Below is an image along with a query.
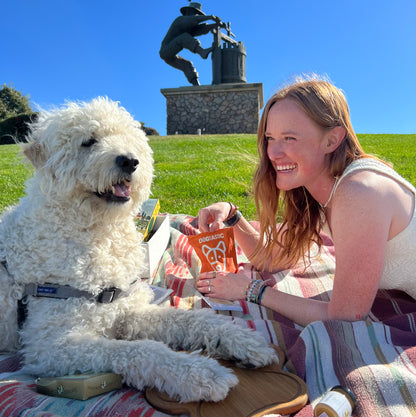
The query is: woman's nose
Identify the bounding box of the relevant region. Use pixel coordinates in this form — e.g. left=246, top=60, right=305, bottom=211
left=267, top=140, right=284, bottom=160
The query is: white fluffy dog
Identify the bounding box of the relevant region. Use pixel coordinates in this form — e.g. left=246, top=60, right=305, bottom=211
left=0, top=98, right=276, bottom=402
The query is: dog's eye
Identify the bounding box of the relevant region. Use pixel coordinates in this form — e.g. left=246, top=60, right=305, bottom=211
left=82, top=138, right=97, bottom=147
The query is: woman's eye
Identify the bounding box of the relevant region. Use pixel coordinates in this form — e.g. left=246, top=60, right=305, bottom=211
left=285, top=136, right=296, bottom=141
left=82, top=138, right=97, bottom=147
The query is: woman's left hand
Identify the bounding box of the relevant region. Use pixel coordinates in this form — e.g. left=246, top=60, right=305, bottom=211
left=195, top=268, right=252, bottom=300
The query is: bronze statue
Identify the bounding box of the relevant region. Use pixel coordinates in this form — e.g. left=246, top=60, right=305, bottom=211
left=159, top=2, right=226, bottom=86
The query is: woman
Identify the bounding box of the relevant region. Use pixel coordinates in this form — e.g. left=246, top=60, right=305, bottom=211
left=196, top=75, right=415, bottom=326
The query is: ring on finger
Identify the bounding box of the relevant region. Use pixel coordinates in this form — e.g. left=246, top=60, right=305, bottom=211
left=213, top=271, right=217, bottom=279
left=207, top=280, right=210, bottom=286
left=208, top=285, right=211, bottom=293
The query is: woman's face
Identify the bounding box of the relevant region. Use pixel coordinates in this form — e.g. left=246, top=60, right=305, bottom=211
left=265, top=98, right=332, bottom=193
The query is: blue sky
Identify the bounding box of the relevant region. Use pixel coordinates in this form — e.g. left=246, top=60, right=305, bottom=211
left=2, top=0, right=415, bottom=135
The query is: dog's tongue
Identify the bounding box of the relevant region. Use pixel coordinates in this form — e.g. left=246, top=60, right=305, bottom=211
left=114, top=183, right=131, bottom=198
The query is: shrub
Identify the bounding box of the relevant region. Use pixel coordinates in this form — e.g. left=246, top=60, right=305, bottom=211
left=0, top=112, right=38, bottom=144
left=0, top=84, right=32, bottom=121
left=140, top=121, right=159, bottom=136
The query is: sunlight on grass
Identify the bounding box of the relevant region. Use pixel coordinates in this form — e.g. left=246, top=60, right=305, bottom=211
left=0, top=144, right=33, bottom=210
left=0, top=134, right=414, bottom=218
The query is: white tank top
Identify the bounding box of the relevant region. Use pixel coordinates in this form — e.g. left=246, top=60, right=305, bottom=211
left=332, top=158, right=416, bottom=299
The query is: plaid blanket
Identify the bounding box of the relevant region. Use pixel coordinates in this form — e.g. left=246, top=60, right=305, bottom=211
left=1, top=214, right=415, bottom=417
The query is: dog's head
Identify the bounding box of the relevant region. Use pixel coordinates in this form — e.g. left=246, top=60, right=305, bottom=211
left=22, top=97, right=154, bottom=216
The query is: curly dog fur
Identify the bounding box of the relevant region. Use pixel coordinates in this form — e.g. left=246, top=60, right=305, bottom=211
left=0, top=97, right=277, bottom=402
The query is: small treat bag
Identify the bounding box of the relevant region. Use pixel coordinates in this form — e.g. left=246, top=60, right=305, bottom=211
left=188, top=227, right=238, bottom=273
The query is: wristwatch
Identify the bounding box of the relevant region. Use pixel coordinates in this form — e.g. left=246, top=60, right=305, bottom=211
left=223, top=210, right=242, bottom=227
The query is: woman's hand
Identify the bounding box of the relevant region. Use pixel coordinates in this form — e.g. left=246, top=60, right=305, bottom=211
left=198, top=202, right=231, bottom=232
left=195, top=268, right=252, bottom=300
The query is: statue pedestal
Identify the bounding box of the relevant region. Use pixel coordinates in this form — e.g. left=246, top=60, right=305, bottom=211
left=160, top=83, right=263, bottom=135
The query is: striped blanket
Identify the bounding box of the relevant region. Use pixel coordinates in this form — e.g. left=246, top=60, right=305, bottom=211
left=1, top=214, right=415, bottom=417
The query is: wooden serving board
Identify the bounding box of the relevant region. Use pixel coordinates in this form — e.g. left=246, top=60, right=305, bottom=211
left=145, top=346, right=308, bottom=417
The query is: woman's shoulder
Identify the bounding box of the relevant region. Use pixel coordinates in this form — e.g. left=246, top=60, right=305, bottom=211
left=333, top=170, right=381, bottom=207
left=330, top=162, right=396, bottom=220
left=341, top=158, right=394, bottom=178
left=335, top=158, right=415, bottom=196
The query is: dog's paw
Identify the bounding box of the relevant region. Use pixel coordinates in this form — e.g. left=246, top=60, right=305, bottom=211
left=233, top=337, right=278, bottom=368
left=163, top=352, right=238, bottom=403
left=213, top=327, right=279, bottom=368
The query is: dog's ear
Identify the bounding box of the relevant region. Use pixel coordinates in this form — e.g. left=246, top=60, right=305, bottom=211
left=23, top=141, right=47, bottom=169
left=202, top=245, right=211, bottom=257
left=216, top=241, right=226, bottom=251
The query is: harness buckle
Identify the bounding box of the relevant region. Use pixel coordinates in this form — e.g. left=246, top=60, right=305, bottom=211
left=97, top=287, right=122, bottom=303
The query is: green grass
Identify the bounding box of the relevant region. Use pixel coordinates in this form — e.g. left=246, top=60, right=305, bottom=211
left=0, top=144, right=33, bottom=211
left=149, top=134, right=258, bottom=217
left=1, top=134, right=415, bottom=218
left=356, top=134, right=415, bottom=185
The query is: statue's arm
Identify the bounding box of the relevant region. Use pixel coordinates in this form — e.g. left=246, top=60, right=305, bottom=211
left=190, top=15, right=225, bottom=37
left=191, top=23, right=215, bottom=36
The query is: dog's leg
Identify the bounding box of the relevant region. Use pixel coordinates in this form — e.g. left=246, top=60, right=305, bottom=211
left=119, top=305, right=278, bottom=368
left=24, top=335, right=238, bottom=403
left=0, top=263, right=20, bottom=352
left=113, top=339, right=239, bottom=402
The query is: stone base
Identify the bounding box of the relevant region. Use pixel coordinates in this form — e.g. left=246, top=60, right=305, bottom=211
left=160, top=83, right=263, bottom=135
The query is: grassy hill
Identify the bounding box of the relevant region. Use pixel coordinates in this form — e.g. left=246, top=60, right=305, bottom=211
left=1, top=133, right=415, bottom=218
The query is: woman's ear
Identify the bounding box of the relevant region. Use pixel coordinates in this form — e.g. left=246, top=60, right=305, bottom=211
left=323, top=126, right=346, bottom=153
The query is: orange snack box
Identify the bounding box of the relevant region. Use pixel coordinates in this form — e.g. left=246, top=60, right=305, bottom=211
left=188, top=227, right=238, bottom=273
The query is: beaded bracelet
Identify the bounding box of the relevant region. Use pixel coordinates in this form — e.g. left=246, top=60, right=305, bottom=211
left=248, top=280, right=263, bottom=303
left=244, top=267, right=255, bottom=300
left=244, top=280, right=254, bottom=300
left=245, top=277, right=269, bottom=305
left=245, top=279, right=258, bottom=302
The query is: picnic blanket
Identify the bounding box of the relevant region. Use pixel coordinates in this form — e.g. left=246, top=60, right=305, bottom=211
left=1, top=213, right=415, bottom=417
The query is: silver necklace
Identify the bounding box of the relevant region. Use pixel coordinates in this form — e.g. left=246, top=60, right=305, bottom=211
left=320, top=177, right=339, bottom=209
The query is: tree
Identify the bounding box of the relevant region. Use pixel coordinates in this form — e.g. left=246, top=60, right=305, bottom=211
left=140, top=121, right=159, bottom=136
left=0, top=84, right=32, bottom=121
left=0, top=85, right=35, bottom=144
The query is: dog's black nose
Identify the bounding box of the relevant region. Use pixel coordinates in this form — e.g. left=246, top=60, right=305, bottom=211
left=116, top=155, right=139, bottom=174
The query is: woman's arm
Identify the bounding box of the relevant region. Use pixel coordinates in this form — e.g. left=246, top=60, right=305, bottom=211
left=325, top=172, right=391, bottom=321
left=197, top=172, right=394, bottom=325
left=262, top=174, right=392, bottom=325
left=195, top=268, right=330, bottom=326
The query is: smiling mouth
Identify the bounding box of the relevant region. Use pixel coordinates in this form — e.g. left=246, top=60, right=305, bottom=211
left=275, top=164, right=297, bottom=172
left=96, top=179, right=131, bottom=203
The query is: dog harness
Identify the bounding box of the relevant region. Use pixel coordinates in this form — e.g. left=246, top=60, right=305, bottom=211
left=1, top=261, right=141, bottom=327
left=16, top=280, right=141, bottom=328
left=21, top=280, right=141, bottom=304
